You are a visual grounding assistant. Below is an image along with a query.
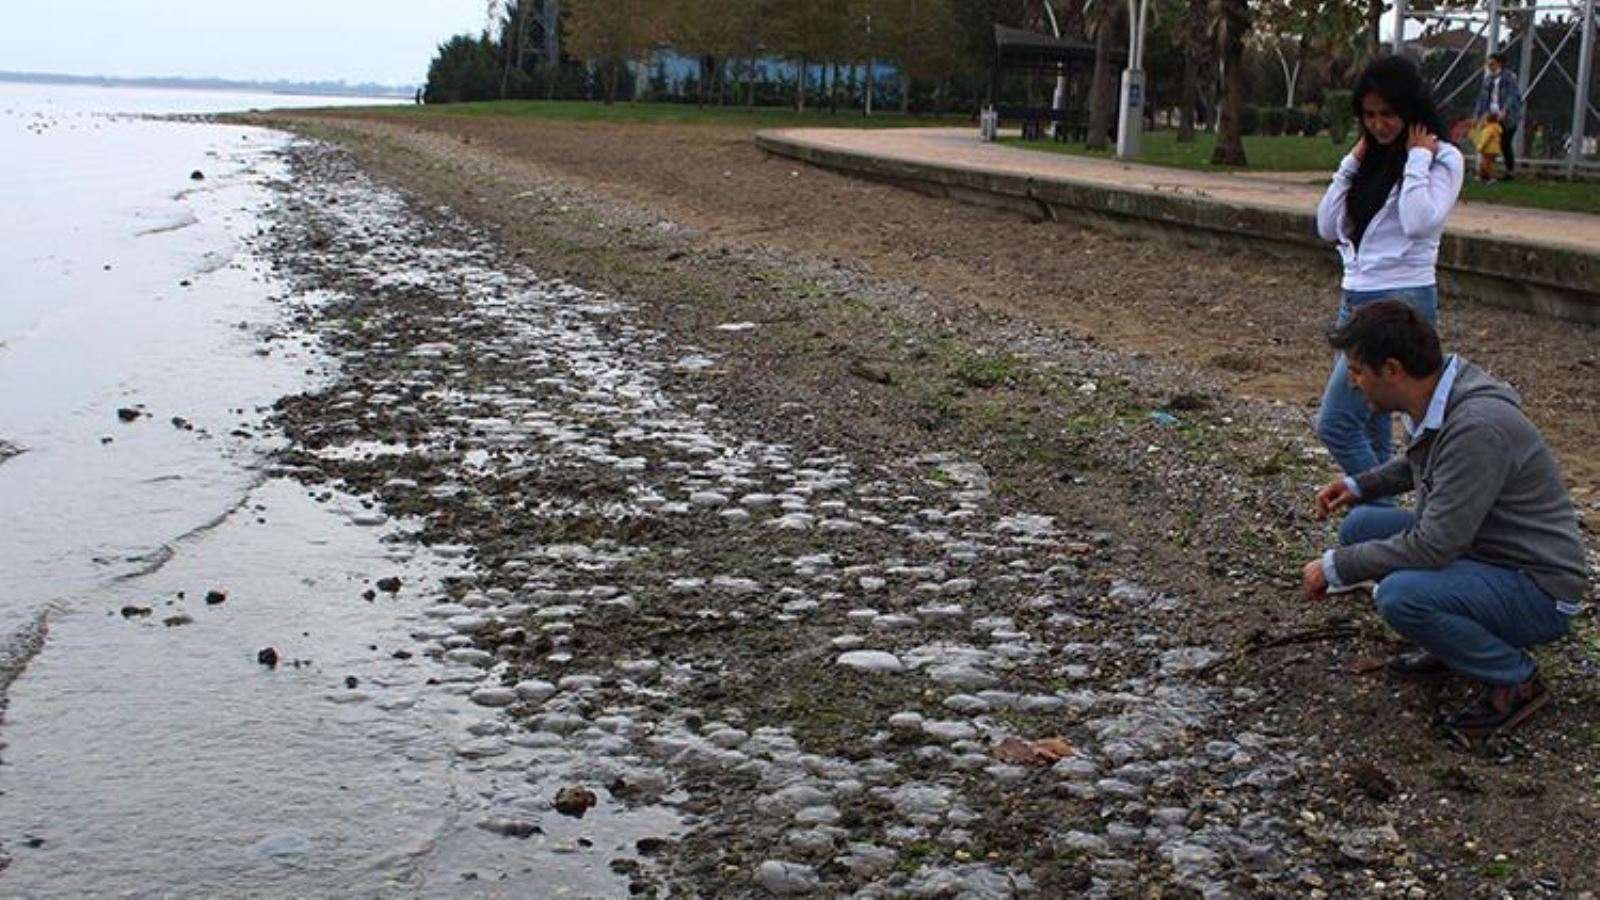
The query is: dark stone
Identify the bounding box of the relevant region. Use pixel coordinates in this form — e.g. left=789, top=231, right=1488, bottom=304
left=553, top=786, right=597, bottom=818
left=205, top=589, right=227, bottom=605
left=23, top=836, right=43, bottom=849
left=190, top=170, right=205, bottom=180
left=257, top=647, right=279, bottom=668
left=636, top=837, right=670, bottom=856
left=163, top=614, right=193, bottom=627
left=391, top=649, right=413, bottom=660
left=361, top=589, right=376, bottom=602
left=344, top=676, right=359, bottom=689
left=116, top=408, right=141, bottom=422
left=120, top=605, right=152, bottom=619
left=477, top=818, right=541, bottom=839
left=376, top=576, right=402, bottom=594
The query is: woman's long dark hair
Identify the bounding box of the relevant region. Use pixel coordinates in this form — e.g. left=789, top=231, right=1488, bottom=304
left=1344, top=55, right=1449, bottom=245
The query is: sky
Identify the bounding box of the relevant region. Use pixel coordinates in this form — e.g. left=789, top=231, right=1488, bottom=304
left=0, top=0, right=492, bottom=86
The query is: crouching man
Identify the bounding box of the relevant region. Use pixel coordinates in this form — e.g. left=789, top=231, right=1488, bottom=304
left=1301, top=300, right=1588, bottom=736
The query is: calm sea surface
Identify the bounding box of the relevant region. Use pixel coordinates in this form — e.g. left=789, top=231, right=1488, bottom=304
left=0, top=85, right=677, bottom=895
left=0, top=83, right=395, bottom=639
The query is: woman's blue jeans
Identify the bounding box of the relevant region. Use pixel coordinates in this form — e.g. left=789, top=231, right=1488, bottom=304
left=1317, top=285, right=1440, bottom=484
left=1340, top=507, right=1571, bottom=685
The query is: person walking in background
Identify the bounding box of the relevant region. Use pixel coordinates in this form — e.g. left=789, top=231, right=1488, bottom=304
left=1303, top=302, right=1587, bottom=738
left=1475, top=112, right=1505, bottom=182
left=1474, top=52, right=1524, bottom=179
left=1314, top=55, right=1464, bottom=482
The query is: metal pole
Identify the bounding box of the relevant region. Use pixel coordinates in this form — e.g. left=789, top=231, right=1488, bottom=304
left=1487, top=0, right=1502, bottom=55
left=1517, top=5, right=1536, bottom=159
left=1391, top=0, right=1408, bottom=54
left=1116, top=0, right=1149, bottom=159
left=1571, top=0, right=1596, bottom=177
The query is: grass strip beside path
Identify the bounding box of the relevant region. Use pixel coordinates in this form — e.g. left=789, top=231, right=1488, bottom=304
left=372, top=99, right=968, bottom=130
left=1001, top=133, right=1600, bottom=215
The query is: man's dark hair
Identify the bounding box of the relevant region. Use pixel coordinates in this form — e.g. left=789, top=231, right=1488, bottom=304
left=1490, top=51, right=1509, bottom=66
left=1328, top=300, right=1444, bottom=377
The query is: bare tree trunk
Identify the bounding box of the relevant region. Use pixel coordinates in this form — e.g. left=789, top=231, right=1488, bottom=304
left=604, top=58, right=619, bottom=105
left=1211, top=0, right=1249, bottom=166
left=1366, top=0, right=1383, bottom=58
left=542, top=0, right=561, bottom=101
left=1178, top=0, right=1208, bottom=142
left=865, top=58, right=875, bottom=116
left=1178, top=53, right=1199, bottom=141
left=1086, top=9, right=1116, bottom=150
left=796, top=57, right=807, bottom=112
left=900, top=73, right=912, bottom=113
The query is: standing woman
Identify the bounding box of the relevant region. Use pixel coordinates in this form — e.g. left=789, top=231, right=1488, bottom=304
left=1315, top=55, right=1464, bottom=481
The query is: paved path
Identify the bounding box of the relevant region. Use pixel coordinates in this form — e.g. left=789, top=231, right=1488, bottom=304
left=766, top=128, right=1600, bottom=255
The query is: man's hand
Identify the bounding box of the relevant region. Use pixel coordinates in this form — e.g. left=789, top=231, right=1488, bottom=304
left=1314, top=478, right=1357, bottom=521
left=1408, top=123, right=1439, bottom=155
left=1351, top=134, right=1368, bottom=163
left=1303, top=559, right=1329, bottom=600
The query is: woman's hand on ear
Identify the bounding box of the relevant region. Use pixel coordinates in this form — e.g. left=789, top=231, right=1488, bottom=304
left=1407, top=123, right=1439, bottom=155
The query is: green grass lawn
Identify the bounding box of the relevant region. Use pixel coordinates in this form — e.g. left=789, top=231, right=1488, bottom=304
left=999, top=131, right=1599, bottom=214
left=999, top=130, right=1351, bottom=171
left=1458, top=178, right=1600, bottom=215
left=375, top=99, right=967, bottom=130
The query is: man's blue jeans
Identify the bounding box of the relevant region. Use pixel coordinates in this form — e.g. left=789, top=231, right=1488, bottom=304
left=1340, top=507, right=1571, bottom=685
left=1317, top=285, right=1440, bottom=484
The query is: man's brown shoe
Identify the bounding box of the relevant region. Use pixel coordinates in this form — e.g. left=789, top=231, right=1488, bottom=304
left=1385, top=650, right=1459, bottom=684
left=1445, top=675, right=1550, bottom=737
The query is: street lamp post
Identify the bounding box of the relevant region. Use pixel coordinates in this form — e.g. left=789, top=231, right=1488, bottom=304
left=1116, top=0, right=1151, bottom=159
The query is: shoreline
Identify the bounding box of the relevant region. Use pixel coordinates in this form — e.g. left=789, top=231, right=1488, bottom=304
left=213, top=112, right=1600, bottom=893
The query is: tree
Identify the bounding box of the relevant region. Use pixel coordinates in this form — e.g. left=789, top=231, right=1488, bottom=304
left=425, top=34, right=502, bottom=103
left=565, top=0, right=666, bottom=103
left=666, top=0, right=748, bottom=105
left=497, top=1, right=538, bottom=98
left=767, top=0, right=856, bottom=111
left=1084, top=0, right=1122, bottom=150
left=1209, top=0, right=1251, bottom=165
left=1177, top=0, right=1211, bottom=140
left=873, top=0, right=966, bottom=113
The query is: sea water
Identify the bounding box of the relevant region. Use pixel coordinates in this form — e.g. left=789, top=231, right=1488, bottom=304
left=0, top=82, right=384, bottom=642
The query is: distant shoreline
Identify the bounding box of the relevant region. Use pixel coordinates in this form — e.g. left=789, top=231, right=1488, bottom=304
left=0, top=70, right=412, bottom=100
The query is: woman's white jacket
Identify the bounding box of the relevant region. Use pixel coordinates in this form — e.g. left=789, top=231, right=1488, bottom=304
left=1316, top=144, right=1464, bottom=292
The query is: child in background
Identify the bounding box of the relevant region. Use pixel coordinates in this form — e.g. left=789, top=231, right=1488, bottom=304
left=1475, top=112, right=1504, bottom=182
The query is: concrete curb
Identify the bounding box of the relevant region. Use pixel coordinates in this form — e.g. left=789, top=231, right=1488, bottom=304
left=756, top=131, right=1600, bottom=326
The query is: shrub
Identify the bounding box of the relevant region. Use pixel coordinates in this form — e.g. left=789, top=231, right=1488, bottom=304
left=1325, top=89, right=1354, bottom=143
left=1284, top=106, right=1307, bottom=136
left=424, top=34, right=501, bottom=104
left=1239, top=103, right=1261, bottom=136
left=1302, top=106, right=1326, bottom=137
left=1261, top=106, right=1287, bottom=136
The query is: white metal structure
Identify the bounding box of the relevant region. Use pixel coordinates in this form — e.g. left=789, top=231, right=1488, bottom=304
left=1116, top=0, right=1152, bottom=159
left=1390, top=0, right=1597, bottom=178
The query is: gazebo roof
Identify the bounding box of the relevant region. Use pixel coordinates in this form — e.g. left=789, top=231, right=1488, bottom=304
left=993, top=23, right=1121, bottom=71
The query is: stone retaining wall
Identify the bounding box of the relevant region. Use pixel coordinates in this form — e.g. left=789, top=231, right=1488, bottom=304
left=757, top=133, right=1600, bottom=326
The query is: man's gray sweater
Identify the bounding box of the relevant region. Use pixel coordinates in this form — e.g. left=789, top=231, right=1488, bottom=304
left=1333, top=360, right=1588, bottom=601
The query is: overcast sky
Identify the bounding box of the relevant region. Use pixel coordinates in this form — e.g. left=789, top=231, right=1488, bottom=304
left=1, top=0, right=490, bottom=85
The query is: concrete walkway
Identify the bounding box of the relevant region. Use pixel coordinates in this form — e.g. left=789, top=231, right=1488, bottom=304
left=758, top=127, right=1600, bottom=322
left=766, top=127, right=1599, bottom=253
